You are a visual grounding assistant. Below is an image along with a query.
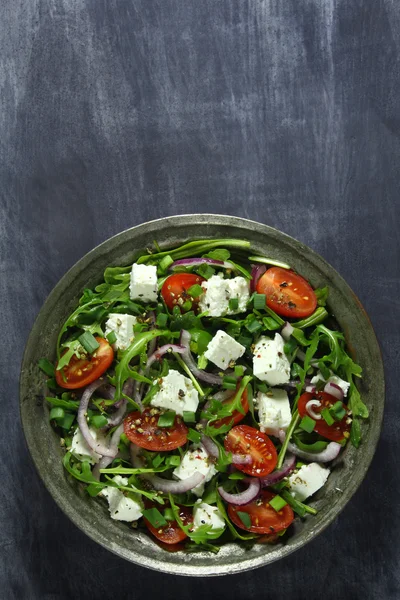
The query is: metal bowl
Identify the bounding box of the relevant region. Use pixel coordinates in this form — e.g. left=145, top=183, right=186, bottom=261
left=20, top=214, right=384, bottom=576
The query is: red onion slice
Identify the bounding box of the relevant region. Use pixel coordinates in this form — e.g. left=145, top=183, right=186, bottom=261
left=92, top=423, right=124, bottom=479
left=324, top=381, right=344, bottom=400
left=218, top=477, right=261, bottom=506
left=305, top=399, right=322, bottom=420
left=281, top=322, right=294, bottom=341
left=278, top=430, right=342, bottom=463
left=77, top=379, right=117, bottom=457
left=305, top=385, right=317, bottom=393
left=259, top=453, right=296, bottom=487
left=180, top=330, right=222, bottom=385
left=170, top=258, right=234, bottom=271
left=146, top=344, right=186, bottom=368
left=142, top=471, right=205, bottom=493
left=250, top=264, right=266, bottom=293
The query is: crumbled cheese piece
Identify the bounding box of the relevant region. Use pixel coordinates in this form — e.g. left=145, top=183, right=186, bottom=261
left=192, top=502, right=225, bottom=532
left=129, top=263, right=158, bottom=302
left=311, top=371, right=350, bottom=397
left=287, top=463, right=330, bottom=502
left=101, top=476, right=143, bottom=522
left=71, top=427, right=107, bottom=464
left=253, top=333, right=290, bottom=385
left=150, top=369, right=199, bottom=415
left=257, top=388, right=291, bottom=434
left=198, top=274, right=250, bottom=317
left=173, top=445, right=216, bottom=497
left=105, top=313, right=137, bottom=350
left=204, top=330, right=245, bottom=370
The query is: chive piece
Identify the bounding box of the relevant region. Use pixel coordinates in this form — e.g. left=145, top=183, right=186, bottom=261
left=262, top=316, right=280, bottom=331
left=91, top=414, right=109, bottom=429
left=187, top=428, right=201, bottom=444
left=38, top=358, right=55, bottom=377
left=166, top=455, right=180, bottom=467
left=187, top=284, right=204, bottom=298
left=234, top=365, right=244, bottom=377
left=59, top=413, right=75, bottom=430
left=163, top=508, right=175, bottom=521
left=156, top=313, right=168, bottom=327
left=78, top=331, right=100, bottom=354
left=237, top=334, right=253, bottom=347
left=106, top=330, right=117, bottom=345
left=183, top=411, right=196, bottom=423
left=49, top=407, right=64, bottom=421
left=197, top=354, right=208, bottom=369
left=157, top=410, right=176, bottom=428
left=280, top=489, right=317, bottom=516
left=228, top=297, right=239, bottom=311
left=172, top=305, right=181, bottom=316
left=245, top=318, right=262, bottom=333
left=222, top=376, right=237, bottom=390
left=330, top=401, right=346, bottom=421
left=181, top=300, right=192, bottom=311
left=253, top=293, right=266, bottom=310
left=299, top=415, right=316, bottom=433
left=321, top=407, right=335, bottom=426
left=159, top=255, right=173, bottom=271
left=269, top=495, right=288, bottom=512
left=142, top=507, right=167, bottom=528
left=236, top=511, right=252, bottom=528
left=228, top=472, right=247, bottom=480
left=152, top=454, right=165, bottom=468
left=197, top=264, right=215, bottom=279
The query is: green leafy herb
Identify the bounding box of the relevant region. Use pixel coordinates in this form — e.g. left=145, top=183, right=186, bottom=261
left=38, top=358, right=55, bottom=377
left=280, top=489, right=317, bottom=517
left=299, top=415, right=316, bottom=433
left=78, top=331, right=100, bottom=354
left=294, top=307, right=328, bottom=329
left=106, top=330, right=117, bottom=345
left=315, top=287, right=329, bottom=306
left=187, top=428, right=201, bottom=444
left=236, top=511, right=252, bottom=528
left=197, top=264, right=215, bottom=279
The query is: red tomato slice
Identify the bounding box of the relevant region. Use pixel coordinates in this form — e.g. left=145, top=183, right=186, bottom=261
left=161, top=273, right=205, bottom=311
left=124, top=408, right=188, bottom=451
left=298, top=391, right=350, bottom=442
left=213, top=387, right=249, bottom=429
left=143, top=502, right=193, bottom=545
left=224, top=425, right=277, bottom=477
left=55, top=337, right=114, bottom=389
left=256, top=267, right=317, bottom=318
left=228, top=490, right=294, bottom=534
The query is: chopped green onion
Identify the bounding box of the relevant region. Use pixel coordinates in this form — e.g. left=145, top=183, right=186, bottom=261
left=245, top=318, right=262, bottom=333
left=78, top=331, right=100, bottom=354
left=222, top=375, right=237, bottom=390
left=152, top=454, right=165, bottom=468
left=280, top=489, right=317, bottom=516
left=157, top=410, right=176, bottom=428
left=181, top=300, right=192, bottom=311
left=166, top=455, right=181, bottom=467
left=197, top=264, right=215, bottom=279
left=234, top=365, right=245, bottom=377
left=187, top=428, right=201, bottom=444
left=228, top=472, right=247, bottom=480
left=237, top=334, right=253, bottom=347
left=197, top=354, right=208, bottom=369
left=49, top=407, right=64, bottom=421
left=330, top=401, right=346, bottom=421
left=255, top=382, right=268, bottom=393
left=156, top=313, right=168, bottom=327
left=91, top=414, right=109, bottom=429
left=228, top=297, right=239, bottom=311
left=163, top=508, right=175, bottom=521
left=159, top=255, right=173, bottom=271
left=269, top=495, right=288, bottom=512
left=142, top=507, right=167, bottom=528
left=183, top=411, right=196, bottom=423
left=172, top=305, right=181, bottom=316
left=299, top=415, right=316, bottom=433
left=236, top=511, right=252, bottom=528
left=106, top=330, right=117, bottom=345
left=38, top=358, right=55, bottom=377
left=187, top=284, right=204, bottom=298
left=253, top=294, right=266, bottom=310
left=59, top=413, right=75, bottom=430
left=262, top=316, right=281, bottom=331
left=321, top=407, right=335, bottom=426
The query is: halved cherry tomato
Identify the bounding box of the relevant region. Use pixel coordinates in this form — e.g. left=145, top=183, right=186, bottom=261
left=143, top=502, right=193, bottom=545
left=212, top=387, right=249, bottom=429
left=256, top=267, right=317, bottom=318
left=298, top=391, right=350, bottom=442
left=161, top=273, right=205, bottom=311
left=224, top=425, right=277, bottom=477
left=124, top=408, right=188, bottom=451
left=55, top=337, right=114, bottom=389
left=228, top=490, right=294, bottom=534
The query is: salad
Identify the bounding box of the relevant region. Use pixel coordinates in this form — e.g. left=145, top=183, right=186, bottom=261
left=39, top=238, right=368, bottom=552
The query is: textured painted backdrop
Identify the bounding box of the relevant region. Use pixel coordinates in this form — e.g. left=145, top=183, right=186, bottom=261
left=1, top=1, right=399, bottom=598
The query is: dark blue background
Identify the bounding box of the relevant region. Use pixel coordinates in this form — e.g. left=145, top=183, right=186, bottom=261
left=1, top=1, right=399, bottom=598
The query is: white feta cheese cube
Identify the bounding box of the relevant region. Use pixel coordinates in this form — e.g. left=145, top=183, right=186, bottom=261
left=129, top=263, right=158, bottom=302
left=198, top=274, right=250, bottom=317
left=193, top=502, right=225, bottom=532
left=173, top=445, right=217, bottom=497
left=71, top=427, right=108, bottom=464
left=105, top=313, right=137, bottom=350
left=253, top=333, right=290, bottom=385
left=101, top=476, right=143, bottom=522
left=287, top=463, right=330, bottom=502
left=257, top=388, right=292, bottom=434
left=204, top=330, right=245, bottom=370
left=311, top=371, right=350, bottom=397
left=150, top=369, right=199, bottom=416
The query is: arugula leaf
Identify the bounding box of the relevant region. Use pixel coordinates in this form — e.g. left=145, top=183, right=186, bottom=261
left=315, top=287, right=329, bottom=306
left=56, top=339, right=83, bottom=371
left=347, top=378, right=368, bottom=419
left=204, top=249, right=231, bottom=261
left=215, top=493, right=258, bottom=541
left=46, top=396, right=80, bottom=411
left=38, top=358, right=55, bottom=377
left=137, top=239, right=251, bottom=265
left=280, top=490, right=317, bottom=516
left=294, top=307, right=328, bottom=329
left=350, top=418, right=361, bottom=448
left=168, top=494, right=225, bottom=546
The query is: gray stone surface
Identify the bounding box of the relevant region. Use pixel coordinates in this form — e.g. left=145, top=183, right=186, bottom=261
left=0, top=0, right=399, bottom=598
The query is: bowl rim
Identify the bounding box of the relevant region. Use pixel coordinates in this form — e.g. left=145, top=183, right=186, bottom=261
left=19, top=213, right=385, bottom=576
